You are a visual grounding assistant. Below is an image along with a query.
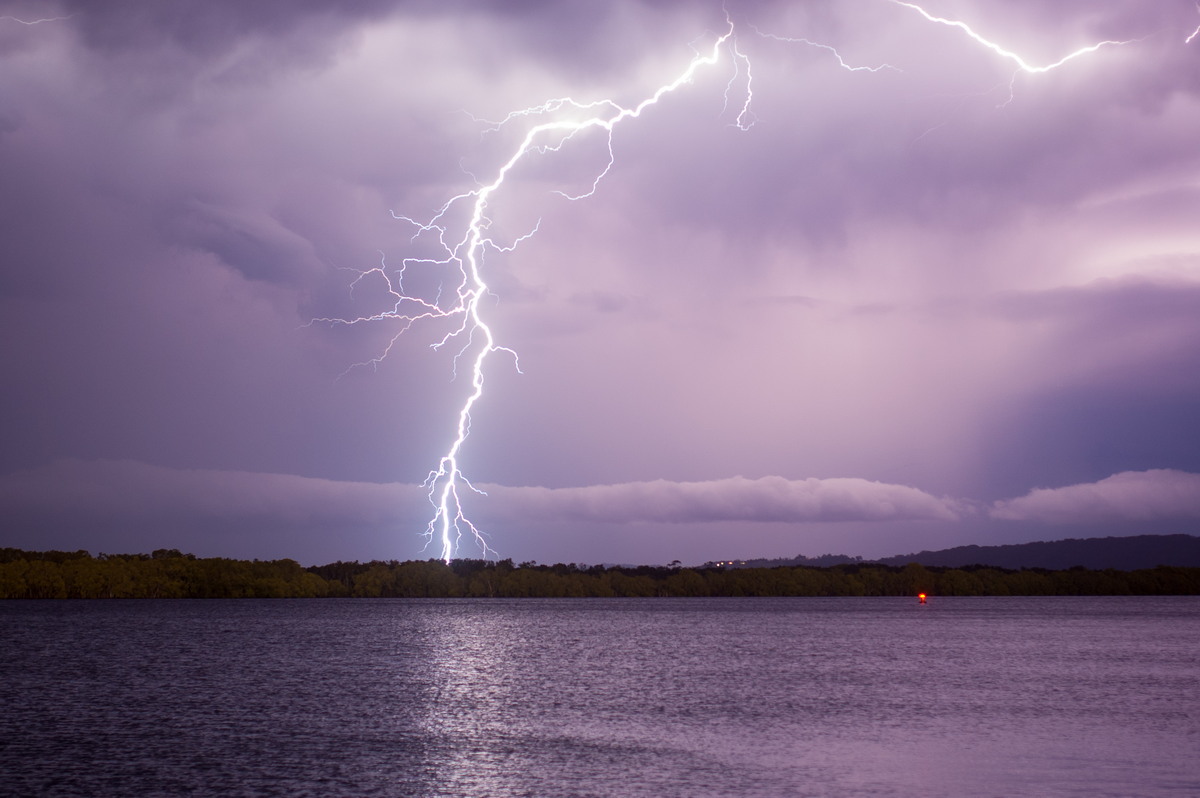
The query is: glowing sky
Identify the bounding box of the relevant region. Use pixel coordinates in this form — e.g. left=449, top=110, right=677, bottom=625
left=2, top=0, right=1199, bottom=565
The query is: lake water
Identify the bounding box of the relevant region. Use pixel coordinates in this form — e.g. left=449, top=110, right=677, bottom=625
left=2, top=597, right=1197, bottom=797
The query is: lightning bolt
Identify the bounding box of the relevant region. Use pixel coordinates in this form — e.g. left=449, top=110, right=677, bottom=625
left=315, top=20, right=751, bottom=563
left=890, top=1, right=1129, bottom=74
left=1187, top=2, right=1200, bottom=44
left=323, top=5, right=1136, bottom=563
left=890, top=1, right=1136, bottom=107
left=751, top=25, right=899, bottom=73
left=0, top=14, right=72, bottom=25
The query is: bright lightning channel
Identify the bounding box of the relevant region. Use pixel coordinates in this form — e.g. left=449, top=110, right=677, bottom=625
left=326, top=5, right=1133, bottom=564
left=320, top=20, right=751, bottom=563
left=890, top=1, right=1130, bottom=74
left=0, top=14, right=72, bottom=25
left=1187, top=2, right=1200, bottom=44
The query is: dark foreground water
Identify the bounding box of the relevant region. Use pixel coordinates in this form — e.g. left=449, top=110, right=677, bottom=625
left=2, top=597, right=1198, bottom=797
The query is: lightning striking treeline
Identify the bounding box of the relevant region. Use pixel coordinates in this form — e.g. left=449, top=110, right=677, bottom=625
left=321, top=2, right=1156, bottom=562
left=318, top=19, right=751, bottom=562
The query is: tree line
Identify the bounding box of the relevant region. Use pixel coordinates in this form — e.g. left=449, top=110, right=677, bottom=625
left=2, top=548, right=1198, bottom=599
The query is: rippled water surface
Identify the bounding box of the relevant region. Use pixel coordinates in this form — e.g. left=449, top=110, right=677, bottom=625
left=2, top=597, right=1198, bottom=797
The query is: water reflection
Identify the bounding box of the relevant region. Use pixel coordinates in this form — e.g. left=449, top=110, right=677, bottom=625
left=409, top=602, right=526, bottom=796
left=399, top=598, right=1200, bottom=797
left=2, top=597, right=1197, bottom=797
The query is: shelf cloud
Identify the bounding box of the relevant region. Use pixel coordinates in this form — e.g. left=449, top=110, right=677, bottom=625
left=481, top=475, right=964, bottom=524
left=991, top=470, right=1200, bottom=523
left=1, top=460, right=961, bottom=535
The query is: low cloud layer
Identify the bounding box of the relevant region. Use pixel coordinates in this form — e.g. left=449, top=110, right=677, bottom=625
left=483, top=475, right=963, bottom=524
left=0, top=459, right=423, bottom=527
left=0, top=460, right=961, bottom=530
left=6, top=459, right=1197, bottom=562
left=991, top=469, right=1200, bottom=524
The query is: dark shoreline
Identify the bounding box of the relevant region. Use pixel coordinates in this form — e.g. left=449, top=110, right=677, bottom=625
left=3, top=548, right=1198, bottom=599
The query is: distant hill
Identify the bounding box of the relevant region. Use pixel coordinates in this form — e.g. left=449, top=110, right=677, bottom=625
left=709, top=534, right=1200, bottom=572
left=703, top=553, right=864, bottom=569
left=875, top=534, right=1200, bottom=571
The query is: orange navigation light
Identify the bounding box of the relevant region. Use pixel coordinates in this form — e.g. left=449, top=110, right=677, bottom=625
left=918, top=593, right=927, bottom=604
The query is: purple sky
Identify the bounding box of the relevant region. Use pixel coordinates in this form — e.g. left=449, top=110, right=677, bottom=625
left=2, top=0, right=1199, bottom=566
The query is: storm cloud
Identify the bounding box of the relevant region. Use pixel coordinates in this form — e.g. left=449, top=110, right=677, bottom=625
left=2, top=0, right=1198, bottom=564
